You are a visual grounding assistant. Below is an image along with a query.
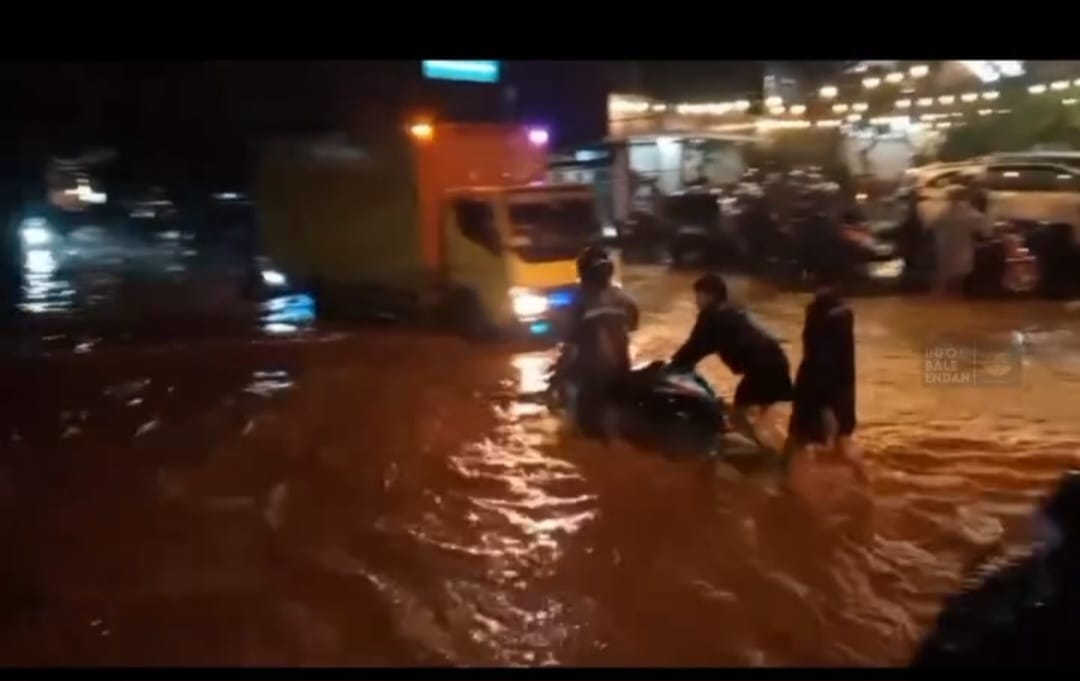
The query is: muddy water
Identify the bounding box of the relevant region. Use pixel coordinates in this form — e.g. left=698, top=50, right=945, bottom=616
left=2, top=265, right=1080, bottom=665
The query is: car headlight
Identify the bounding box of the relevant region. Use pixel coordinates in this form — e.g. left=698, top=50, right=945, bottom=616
left=510, top=287, right=549, bottom=319
left=868, top=258, right=905, bottom=279
left=871, top=241, right=897, bottom=257
left=20, top=218, right=53, bottom=247
left=261, top=269, right=288, bottom=287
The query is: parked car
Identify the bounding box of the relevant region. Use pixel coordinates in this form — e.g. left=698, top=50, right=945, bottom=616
left=666, top=189, right=743, bottom=268
left=902, top=158, right=986, bottom=191
left=987, top=151, right=1080, bottom=171
left=916, top=161, right=1080, bottom=245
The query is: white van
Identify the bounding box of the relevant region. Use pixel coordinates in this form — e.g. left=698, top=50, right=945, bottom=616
left=916, top=161, right=1080, bottom=242
left=988, top=151, right=1080, bottom=171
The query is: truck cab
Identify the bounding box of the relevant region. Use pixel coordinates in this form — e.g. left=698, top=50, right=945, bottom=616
left=442, top=182, right=607, bottom=336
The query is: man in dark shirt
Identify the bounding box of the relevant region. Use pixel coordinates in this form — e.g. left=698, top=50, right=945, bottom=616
left=669, top=273, right=793, bottom=450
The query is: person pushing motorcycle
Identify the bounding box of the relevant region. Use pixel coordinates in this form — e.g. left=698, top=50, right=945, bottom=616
left=555, top=245, right=640, bottom=437
left=669, top=273, right=793, bottom=451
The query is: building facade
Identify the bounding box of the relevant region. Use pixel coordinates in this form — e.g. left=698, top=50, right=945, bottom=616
left=608, top=61, right=1080, bottom=182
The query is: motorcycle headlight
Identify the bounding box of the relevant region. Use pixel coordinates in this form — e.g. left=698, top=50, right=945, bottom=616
left=20, top=218, right=53, bottom=247
left=510, top=287, right=549, bottom=319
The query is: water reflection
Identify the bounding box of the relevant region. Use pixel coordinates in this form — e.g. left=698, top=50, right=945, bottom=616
left=7, top=268, right=1080, bottom=665
left=11, top=233, right=319, bottom=339
left=244, top=369, right=295, bottom=398
left=260, top=294, right=316, bottom=335
left=391, top=373, right=595, bottom=664
left=20, top=248, right=75, bottom=314
left=511, top=353, right=551, bottom=395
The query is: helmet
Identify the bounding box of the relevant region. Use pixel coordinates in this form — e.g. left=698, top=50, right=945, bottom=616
left=577, top=245, right=614, bottom=288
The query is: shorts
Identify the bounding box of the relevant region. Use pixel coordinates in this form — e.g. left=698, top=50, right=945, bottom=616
left=733, top=355, right=794, bottom=408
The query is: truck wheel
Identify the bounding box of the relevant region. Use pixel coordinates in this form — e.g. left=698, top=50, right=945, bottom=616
left=670, top=241, right=686, bottom=269
left=454, top=290, right=496, bottom=342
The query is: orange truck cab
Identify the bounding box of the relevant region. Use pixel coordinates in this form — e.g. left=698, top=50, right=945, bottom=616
left=257, top=122, right=615, bottom=339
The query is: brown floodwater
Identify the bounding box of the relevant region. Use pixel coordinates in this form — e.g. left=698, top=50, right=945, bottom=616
left=2, top=263, right=1080, bottom=666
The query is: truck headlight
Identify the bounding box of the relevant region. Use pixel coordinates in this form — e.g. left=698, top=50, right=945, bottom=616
left=261, top=269, right=288, bottom=287
left=20, top=218, right=53, bottom=247
left=510, top=287, right=549, bottom=319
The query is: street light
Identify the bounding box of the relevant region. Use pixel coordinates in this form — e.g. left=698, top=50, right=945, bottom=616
left=819, top=85, right=838, bottom=99
left=409, top=122, right=434, bottom=140
left=909, top=64, right=930, bottom=78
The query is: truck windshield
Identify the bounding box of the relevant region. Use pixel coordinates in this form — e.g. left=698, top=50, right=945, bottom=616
left=507, top=194, right=602, bottom=262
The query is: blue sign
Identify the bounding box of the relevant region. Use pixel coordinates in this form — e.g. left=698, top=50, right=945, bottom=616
left=422, top=60, right=500, bottom=84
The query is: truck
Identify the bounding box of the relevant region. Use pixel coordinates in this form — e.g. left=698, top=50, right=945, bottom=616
left=256, top=122, right=610, bottom=339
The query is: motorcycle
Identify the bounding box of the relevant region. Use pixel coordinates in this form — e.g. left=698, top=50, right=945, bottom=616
left=835, top=221, right=907, bottom=288
left=778, top=214, right=905, bottom=291
left=965, top=221, right=1042, bottom=297
left=546, top=356, right=765, bottom=459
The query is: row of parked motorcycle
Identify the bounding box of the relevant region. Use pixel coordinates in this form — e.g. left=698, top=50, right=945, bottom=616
left=608, top=170, right=1080, bottom=299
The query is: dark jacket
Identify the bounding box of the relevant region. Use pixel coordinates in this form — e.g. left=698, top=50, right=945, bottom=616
left=798, top=292, right=855, bottom=395
left=563, top=285, right=639, bottom=379
left=790, top=292, right=856, bottom=439
left=670, top=302, right=784, bottom=375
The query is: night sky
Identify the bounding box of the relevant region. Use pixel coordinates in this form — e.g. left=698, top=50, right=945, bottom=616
left=0, top=61, right=845, bottom=185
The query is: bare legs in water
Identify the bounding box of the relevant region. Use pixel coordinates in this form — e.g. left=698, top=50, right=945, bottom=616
left=782, top=407, right=868, bottom=481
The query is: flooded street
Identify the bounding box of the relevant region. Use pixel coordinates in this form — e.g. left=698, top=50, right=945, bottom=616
left=3, top=262, right=1080, bottom=666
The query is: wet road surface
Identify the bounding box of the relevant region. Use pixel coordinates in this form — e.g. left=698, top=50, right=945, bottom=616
left=3, top=260, right=1080, bottom=665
